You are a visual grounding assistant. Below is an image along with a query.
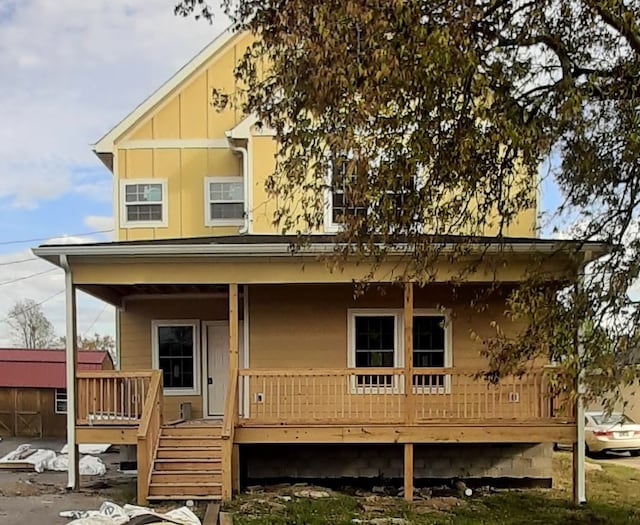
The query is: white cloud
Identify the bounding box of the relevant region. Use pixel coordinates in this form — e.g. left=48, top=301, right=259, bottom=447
left=84, top=215, right=115, bottom=239
left=0, top=0, right=227, bottom=209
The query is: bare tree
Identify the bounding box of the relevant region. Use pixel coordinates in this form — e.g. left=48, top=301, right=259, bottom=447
left=8, top=299, right=56, bottom=349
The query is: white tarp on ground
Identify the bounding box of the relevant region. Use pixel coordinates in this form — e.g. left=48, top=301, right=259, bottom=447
left=0, top=444, right=106, bottom=475
left=61, top=443, right=111, bottom=455
left=60, top=502, right=201, bottom=525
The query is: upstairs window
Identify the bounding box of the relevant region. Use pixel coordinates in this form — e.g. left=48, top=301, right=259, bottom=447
left=121, top=179, right=167, bottom=227
left=325, top=154, right=417, bottom=232
left=205, top=177, right=245, bottom=226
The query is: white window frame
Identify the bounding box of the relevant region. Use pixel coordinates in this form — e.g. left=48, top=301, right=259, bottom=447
left=347, top=309, right=404, bottom=393
left=204, top=176, right=245, bottom=227
left=120, top=179, right=168, bottom=228
left=323, top=163, right=420, bottom=233
left=151, top=320, right=200, bottom=396
left=412, top=308, right=453, bottom=395
left=55, top=388, right=67, bottom=414
left=346, top=308, right=452, bottom=394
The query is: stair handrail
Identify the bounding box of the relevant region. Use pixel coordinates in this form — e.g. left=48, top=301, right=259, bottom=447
left=136, top=370, right=163, bottom=504
left=221, top=367, right=239, bottom=440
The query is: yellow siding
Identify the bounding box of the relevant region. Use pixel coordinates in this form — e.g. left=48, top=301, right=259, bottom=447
left=251, top=136, right=278, bottom=234
left=109, top=28, right=537, bottom=241
left=248, top=284, right=513, bottom=370
left=73, top=255, right=575, bottom=286
left=119, top=297, right=230, bottom=420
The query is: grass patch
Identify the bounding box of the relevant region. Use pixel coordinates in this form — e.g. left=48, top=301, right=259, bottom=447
left=226, top=452, right=640, bottom=524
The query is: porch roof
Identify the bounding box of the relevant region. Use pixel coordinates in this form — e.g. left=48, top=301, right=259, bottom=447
left=33, top=233, right=609, bottom=263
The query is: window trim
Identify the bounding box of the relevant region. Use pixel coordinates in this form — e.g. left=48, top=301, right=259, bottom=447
left=346, top=308, right=452, bottom=394
left=204, top=176, right=245, bottom=227
left=412, top=308, right=453, bottom=394
left=347, top=309, right=404, bottom=393
left=151, top=320, right=200, bottom=396
left=120, top=179, right=168, bottom=228
left=323, top=163, right=420, bottom=233
left=55, top=388, right=67, bottom=414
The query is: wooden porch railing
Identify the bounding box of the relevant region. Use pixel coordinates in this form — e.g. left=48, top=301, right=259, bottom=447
left=136, top=370, right=163, bottom=504
left=76, top=371, right=154, bottom=426
left=238, top=367, right=572, bottom=425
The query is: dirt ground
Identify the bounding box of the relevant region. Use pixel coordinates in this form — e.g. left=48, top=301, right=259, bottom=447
left=0, top=437, right=137, bottom=524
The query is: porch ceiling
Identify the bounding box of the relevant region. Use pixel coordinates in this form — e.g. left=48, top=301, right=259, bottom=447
left=80, top=283, right=232, bottom=307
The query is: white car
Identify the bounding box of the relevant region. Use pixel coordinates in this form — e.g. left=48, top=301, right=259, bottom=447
left=585, top=411, right=640, bottom=456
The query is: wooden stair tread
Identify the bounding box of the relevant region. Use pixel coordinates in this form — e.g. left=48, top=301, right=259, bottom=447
left=153, top=469, right=221, bottom=475
left=151, top=482, right=222, bottom=487
left=156, top=457, right=222, bottom=463
left=147, top=495, right=222, bottom=501
left=158, top=445, right=222, bottom=450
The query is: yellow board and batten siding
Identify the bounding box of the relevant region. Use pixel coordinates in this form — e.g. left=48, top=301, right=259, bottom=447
left=108, top=28, right=538, bottom=242
left=119, top=297, right=234, bottom=420
left=113, top=32, right=253, bottom=241
left=115, top=284, right=527, bottom=422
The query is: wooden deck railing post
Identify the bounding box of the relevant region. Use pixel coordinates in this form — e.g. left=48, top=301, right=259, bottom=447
left=403, top=282, right=414, bottom=425
left=221, top=283, right=239, bottom=500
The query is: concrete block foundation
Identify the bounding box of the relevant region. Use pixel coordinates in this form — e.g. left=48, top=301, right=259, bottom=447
left=242, top=443, right=552, bottom=488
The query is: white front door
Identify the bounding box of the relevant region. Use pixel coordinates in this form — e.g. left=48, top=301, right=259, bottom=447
left=205, top=322, right=243, bottom=417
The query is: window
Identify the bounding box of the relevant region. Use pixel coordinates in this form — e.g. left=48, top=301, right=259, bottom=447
left=348, top=309, right=451, bottom=392
left=413, top=315, right=448, bottom=391
left=205, top=177, right=244, bottom=226
left=55, top=389, right=67, bottom=414
left=152, top=321, right=199, bottom=395
left=348, top=310, right=401, bottom=387
left=325, top=156, right=368, bottom=230
left=324, top=154, right=417, bottom=232
left=121, top=179, right=167, bottom=227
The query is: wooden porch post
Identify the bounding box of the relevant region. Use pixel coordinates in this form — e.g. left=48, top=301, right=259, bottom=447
left=403, top=443, right=414, bottom=502
left=403, top=282, right=414, bottom=425
left=223, top=283, right=239, bottom=499
left=403, top=283, right=414, bottom=502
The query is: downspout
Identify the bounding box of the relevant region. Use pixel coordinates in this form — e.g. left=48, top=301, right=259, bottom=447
left=229, top=140, right=251, bottom=234
left=574, top=249, right=594, bottom=505
left=60, top=255, right=79, bottom=490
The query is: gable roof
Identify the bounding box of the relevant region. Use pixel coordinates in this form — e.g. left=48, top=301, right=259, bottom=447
left=0, top=348, right=113, bottom=389
left=92, top=25, right=238, bottom=158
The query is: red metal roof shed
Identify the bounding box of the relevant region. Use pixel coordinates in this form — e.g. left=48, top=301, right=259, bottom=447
left=0, top=348, right=113, bottom=389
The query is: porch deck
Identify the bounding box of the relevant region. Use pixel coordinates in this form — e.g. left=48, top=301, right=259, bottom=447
left=74, top=366, right=574, bottom=503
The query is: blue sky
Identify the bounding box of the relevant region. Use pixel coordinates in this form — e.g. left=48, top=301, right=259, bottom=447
left=0, top=1, right=227, bottom=345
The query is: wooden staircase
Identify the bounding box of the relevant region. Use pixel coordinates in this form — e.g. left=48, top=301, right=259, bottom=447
left=147, top=423, right=224, bottom=500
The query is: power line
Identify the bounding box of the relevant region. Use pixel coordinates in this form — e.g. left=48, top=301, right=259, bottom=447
left=82, top=304, right=109, bottom=337
left=0, top=257, right=40, bottom=267
left=1, top=289, right=65, bottom=324
left=0, top=268, right=58, bottom=288
left=0, top=229, right=114, bottom=246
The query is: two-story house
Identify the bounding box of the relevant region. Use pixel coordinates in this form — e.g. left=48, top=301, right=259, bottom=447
left=34, top=28, right=604, bottom=504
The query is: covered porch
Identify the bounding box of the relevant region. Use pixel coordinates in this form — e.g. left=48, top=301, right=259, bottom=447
left=32, top=236, right=593, bottom=502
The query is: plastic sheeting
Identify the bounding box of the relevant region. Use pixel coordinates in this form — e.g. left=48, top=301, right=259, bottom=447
left=61, top=443, right=111, bottom=455
left=0, top=444, right=106, bottom=475
left=60, top=502, right=201, bottom=525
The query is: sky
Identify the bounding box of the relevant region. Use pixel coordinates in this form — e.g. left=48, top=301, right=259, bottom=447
left=0, top=1, right=228, bottom=346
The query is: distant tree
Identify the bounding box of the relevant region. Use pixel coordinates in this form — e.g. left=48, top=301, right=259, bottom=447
left=8, top=299, right=56, bottom=349
left=57, top=333, right=116, bottom=354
